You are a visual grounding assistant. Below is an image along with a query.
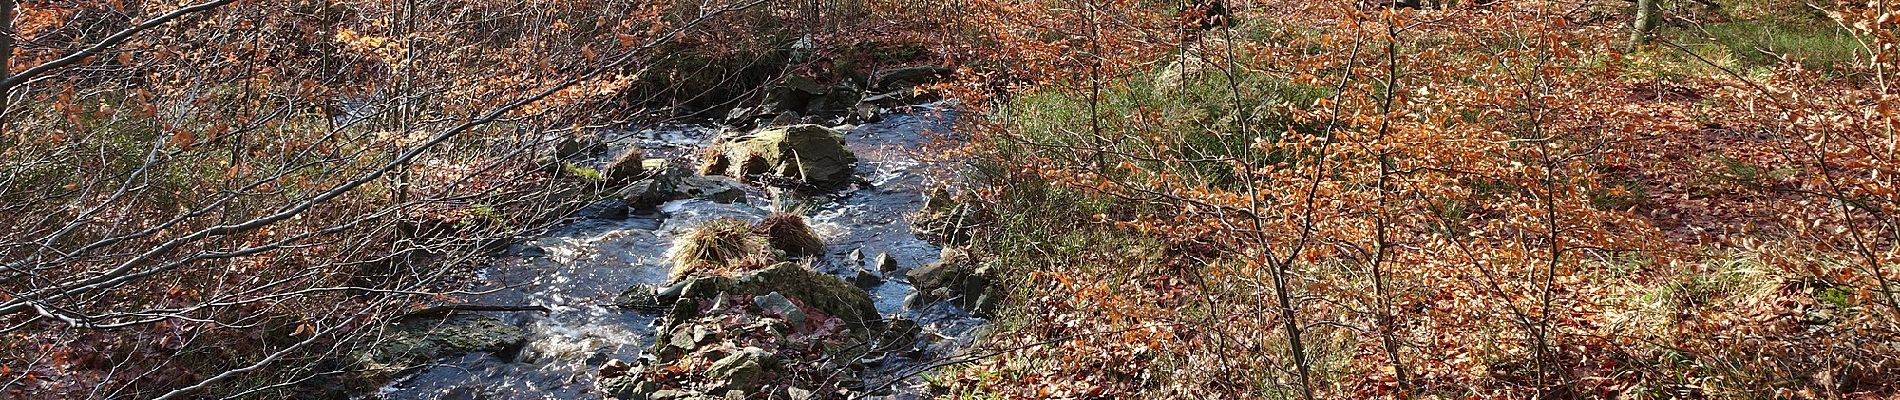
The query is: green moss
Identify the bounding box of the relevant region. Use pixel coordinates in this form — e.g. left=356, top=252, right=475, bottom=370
left=562, top=162, right=605, bottom=181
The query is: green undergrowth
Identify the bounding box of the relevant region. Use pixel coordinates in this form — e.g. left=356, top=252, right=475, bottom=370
left=999, top=54, right=1330, bottom=191
left=1668, top=0, right=1865, bottom=74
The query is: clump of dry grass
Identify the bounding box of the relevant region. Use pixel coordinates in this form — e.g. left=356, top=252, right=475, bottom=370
left=669, top=217, right=775, bottom=280
left=753, top=212, right=826, bottom=258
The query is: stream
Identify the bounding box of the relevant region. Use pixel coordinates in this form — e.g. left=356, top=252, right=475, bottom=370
left=366, top=103, right=987, bottom=400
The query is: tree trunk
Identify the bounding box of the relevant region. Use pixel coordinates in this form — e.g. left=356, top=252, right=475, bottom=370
left=2, top=0, right=15, bottom=135
left=1631, top=0, right=1660, bottom=45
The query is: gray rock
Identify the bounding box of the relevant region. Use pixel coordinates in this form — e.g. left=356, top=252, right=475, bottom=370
left=577, top=198, right=630, bottom=220
left=786, top=387, right=816, bottom=400
left=874, top=252, right=897, bottom=274
left=615, top=284, right=664, bottom=310
left=910, top=188, right=993, bottom=246
left=905, top=252, right=1000, bottom=316
left=649, top=389, right=692, bottom=400
left=618, top=159, right=746, bottom=207
left=752, top=292, right=809, bottom=331
left=707, top=347, right=771, bottom=392
left=675, top=176, right=746, bottom=203
left=598, top=376, right=658, bottom=400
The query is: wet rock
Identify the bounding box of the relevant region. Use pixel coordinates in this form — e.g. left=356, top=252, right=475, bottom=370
left=874, top=252, right=897, bottom=274
left=725, top=105, right=771, bottom=126
left=852, top=267, right=882, bottom=289
left=676, top=176, right=747, bottom=203
left=354, top=313, right=526, bottom=376
left=873, top=317, right=922, bottom=353
left=615, top=284, right=665, bottom=310
left=618, top=159, right=747, bottom=208
left=851, top=102, right=881, bottom=123
left=603, top=146, right=647, bottom=182
left=807, top=82, right=865, bottom=120
left=598, top=375, right=658, bottom=400
left=555, top=134, right=605, bottom=159
left=905, top=248, right=1000, bottom=316
left=872, top=65, right=951, bottom=93
left=698, top=124, right=858, bottom=188
left=909, top=188, right=994, bottom=246
left=576, top=198, right=631, bottom=220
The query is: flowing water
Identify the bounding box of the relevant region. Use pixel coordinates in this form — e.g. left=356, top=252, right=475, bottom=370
left=369, top=104, right=987, bottom=399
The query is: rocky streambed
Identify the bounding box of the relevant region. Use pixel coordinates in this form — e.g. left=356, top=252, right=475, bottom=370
left=357, top=99, right=995, bottom=400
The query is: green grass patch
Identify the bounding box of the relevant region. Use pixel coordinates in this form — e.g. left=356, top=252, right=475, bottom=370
left=1698, top=19, right=1861, bottom=72
left=1000, top=57, right=1331, bottom=190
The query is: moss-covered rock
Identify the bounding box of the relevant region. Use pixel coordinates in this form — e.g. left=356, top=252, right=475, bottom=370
left=354, top=313, right=526, bottom=376
left=666, top=263, right=879, bottom=328
left=600, top=262, right=904, bottom=399
left=698, top=125, right=858, bottom=188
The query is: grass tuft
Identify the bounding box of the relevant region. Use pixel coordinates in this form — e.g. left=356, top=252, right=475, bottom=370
left=753, top=212, right=826, bottom=258
left=668, top=217, right=776, bottom=280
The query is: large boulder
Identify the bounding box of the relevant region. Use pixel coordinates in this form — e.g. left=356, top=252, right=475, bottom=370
left=698, top=125, right=858, bottom=188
